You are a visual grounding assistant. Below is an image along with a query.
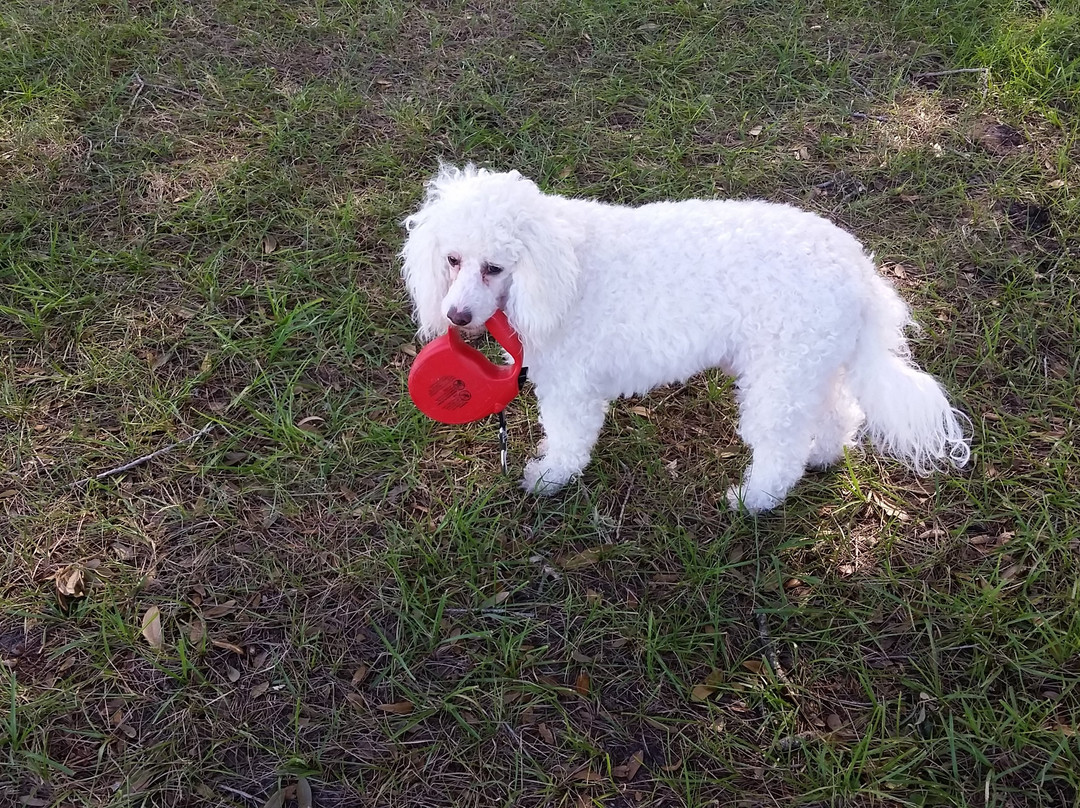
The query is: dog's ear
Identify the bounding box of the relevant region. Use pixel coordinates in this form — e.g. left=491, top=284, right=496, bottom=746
left=400, top=169, right=464, bottom=340
left=508, top=203, right=582, bottom=344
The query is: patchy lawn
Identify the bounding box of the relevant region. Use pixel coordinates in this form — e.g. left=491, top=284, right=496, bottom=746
left=2, top=0, right=1078, bottom=806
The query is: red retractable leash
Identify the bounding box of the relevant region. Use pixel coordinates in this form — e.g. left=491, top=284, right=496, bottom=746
left=407, top=311, right=525, bottom=473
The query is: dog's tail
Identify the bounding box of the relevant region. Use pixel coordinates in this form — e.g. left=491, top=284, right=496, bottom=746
left=846, top=277, right=971, bottom=475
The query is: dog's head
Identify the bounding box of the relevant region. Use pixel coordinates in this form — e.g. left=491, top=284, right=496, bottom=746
left=401, top=163, right=581, bottom=345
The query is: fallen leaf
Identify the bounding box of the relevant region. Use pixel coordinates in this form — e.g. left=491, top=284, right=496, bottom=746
left=569, top=765, right=602, bottom=783
left=112, top=542, right=136, bottom=561
left=1001, top=562, right=1026, bottom=581
left=574, top=670, right=591, bottom=696
left=585, top=588, right=602, bottom=604
left=826, top=713, right=843, bottom=731
left=691, top=684, right=717, bottom=702
left=226, top=665, right=241, bottom=683
left=748, top=125, right=763, bottom=136
left=377, top=701, right=414, bottom=715
left=351, top=665, right=369, bottom=685
left=661, top=758, right=683, bottom=772
left=262, top=789, right=286, bottom=808
left=141, top=607, right=163, bottom=650
left=482, top=590, right=511, bottom=608
left=0, top=489, right=18, bottom=499
left=629, top=405, right=652, bottom=418
left=742, top=659, right=764, bottom=675
left=186, top=620, right=205, bottom=644
left=203, top=600, right=237, bottom=618
left=571, top=649, right=593, bottom=664
left=262, top=234, right=278, bottom=254
left=251, top=649, right=269, bottom=669
left=538, top=723, right=555, bottom=744
left=250, top=681, right=270, bottom=698
left=1048, top=178, right=1066, bottom=189
left=560, top=547, right=602, bottom=570
left=345, top=692, right=365, bottom=709
left=651, top=573, right=681, bottom=584
left=56, top=565, right=87, bottom=598
left=296, top=777, right=313, bottom=808
left=624, top=750, right=644, bottom=780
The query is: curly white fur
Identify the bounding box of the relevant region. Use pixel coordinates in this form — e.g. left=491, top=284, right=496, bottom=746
left=402, top=164, right=971, bottom=513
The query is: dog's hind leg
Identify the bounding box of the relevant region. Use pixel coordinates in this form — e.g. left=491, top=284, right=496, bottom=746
left=727, top=369, right=829, bottom=513
left=523, top=394, right=607, bottom=495
left=807, top=373, right=865, bottom=469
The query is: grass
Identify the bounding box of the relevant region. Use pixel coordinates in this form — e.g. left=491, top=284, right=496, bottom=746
left=2, top=0, right=1079, bottom=805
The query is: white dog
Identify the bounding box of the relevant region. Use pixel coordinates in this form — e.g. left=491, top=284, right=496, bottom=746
left=401, top=164, right=970, bottom=513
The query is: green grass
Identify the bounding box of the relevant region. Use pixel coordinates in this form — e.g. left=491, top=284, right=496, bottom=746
left=2, top=0, right=1079, bottom=806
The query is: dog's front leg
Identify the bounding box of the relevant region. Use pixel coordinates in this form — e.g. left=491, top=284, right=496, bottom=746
left=523, top=393, right=608, bottom=495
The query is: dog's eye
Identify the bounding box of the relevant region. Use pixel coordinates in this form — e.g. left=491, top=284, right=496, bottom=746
left=447, top=254, right=461, bottom=268
left=483, top=263, right=504, bottom=276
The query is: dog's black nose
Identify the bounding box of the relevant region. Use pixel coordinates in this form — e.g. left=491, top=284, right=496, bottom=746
left=447, top=306, right=473, bottom=327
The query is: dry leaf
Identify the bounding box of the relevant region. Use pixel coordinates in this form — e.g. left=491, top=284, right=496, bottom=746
left=112, top=543, right=136, bottom=561
left=226, top=665, right=241, bottom=683
left=203, top=600, right=237, bottom=618
left=571, top=649, right=593, bottom=664
left=56, top=565, right=87, bottom=598
left=538, top=723, right=555, bottom=744
left=661, top=758, right=683, bottom=772
left=262, top=789, right=286, bottom=808
left=262, top=234, right=278, bottom=254
left=296, top=776, right=313, bottom=808
left=748, top=125, right=763, bottom=136
left=560, top=547, right=602, bottom=570
left=141, top=607, right=163, bottom=650
left=585, top=588, right=602, bottom=605
left=186, top=620, right=205, bottom=644
left=377, top=701, right=414, bottom=715
left=1001, top=562, right=1026, bottom=581
left=251, top=649, right=269, bottom=669
left=0, top=489, right=18, bottom=499
left=569, top=765, right=602, bottom=783
left=625, top=588, right=640, bottom=607
left=574, top=670, right=591, bottom=696
left=250, top=681, right=270, bottom=698
left=826, top=713, right=843, bottom=731
left=742, top=659, right=764, bottom=675
left=1048, top=178, right=1066, bottom=189
left=345, top=692, right=365, bottom=710
left=482, top=590, right=511, bottom=608
left=624, top=750, right=644, bottom=780
left=629, top=405, right=651, bottom=418
left=690, top=684, right=716, bottom=702
left=351, top=665, right=369, bottom=685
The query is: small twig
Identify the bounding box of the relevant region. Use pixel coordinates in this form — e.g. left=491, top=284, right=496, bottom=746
left=71, top=423, right=215, bottom=487
left=756, top=612, right=793, bottom=690
left=913, top=67, right=989, bottom=79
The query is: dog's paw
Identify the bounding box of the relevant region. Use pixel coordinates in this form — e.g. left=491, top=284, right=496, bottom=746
left=522, top=458, right=570, bottom=496
left=725, top=484, right=781, bottom=515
